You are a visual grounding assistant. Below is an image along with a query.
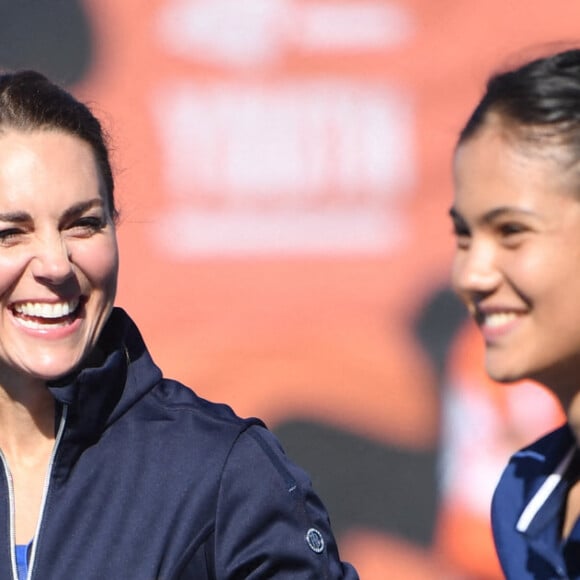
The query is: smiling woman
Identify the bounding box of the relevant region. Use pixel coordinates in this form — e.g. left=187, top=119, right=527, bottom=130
left=452, top=116, right=580, bottom=391
left=0, top=71, right=358, bottom=580
left=450, top=48, right=580, bottom=579
left=0, top=131, right=118, bottom=385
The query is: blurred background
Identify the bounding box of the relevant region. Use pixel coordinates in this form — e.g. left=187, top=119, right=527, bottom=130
left=2, top=0, right=577, bottom=577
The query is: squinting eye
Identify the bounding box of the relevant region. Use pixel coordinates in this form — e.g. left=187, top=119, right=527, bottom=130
left=452, top=224, right=469, bottom=237
left=498, top=222, right=527, bottom=236
left=0, top=228, right=24, bottom=246
left=69, top=217, right=105, bottom=235
left=451, top=223, right=471, bottom=249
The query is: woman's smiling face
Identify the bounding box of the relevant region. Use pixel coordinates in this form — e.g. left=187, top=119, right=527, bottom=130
left=451, top=122, right=580, bottom=395
left=0, top=129, right=118, bottom=385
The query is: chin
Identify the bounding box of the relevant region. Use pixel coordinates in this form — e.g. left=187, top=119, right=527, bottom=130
left=28, top=355, right=85, bottom=382
left=485, top=362, right=527, bottom=384
left=485, top=349, right=545, bottom=382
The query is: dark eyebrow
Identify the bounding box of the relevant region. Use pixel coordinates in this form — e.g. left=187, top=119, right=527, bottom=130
left=449, top=205, right=536, bottom=225
left=0, top=199, right=105, bottom=225
left=60, top=198, right=104, bottom=223
left=0, top=211, right=30, bottom=223
left=449, top=207, right=461, bottom=220
left=448, top=207, right=466, bottom=227
left=480, top=206, right=536, bottom=223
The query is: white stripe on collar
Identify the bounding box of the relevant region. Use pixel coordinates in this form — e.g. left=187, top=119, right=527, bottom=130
left=516, top=446, right=576, bottom=532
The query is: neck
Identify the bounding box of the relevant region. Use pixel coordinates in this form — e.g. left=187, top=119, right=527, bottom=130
left=0, top=380, right=56, bottom=459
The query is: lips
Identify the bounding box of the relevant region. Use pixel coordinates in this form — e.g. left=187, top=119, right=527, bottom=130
left=473, top=307, right=525, bottom=340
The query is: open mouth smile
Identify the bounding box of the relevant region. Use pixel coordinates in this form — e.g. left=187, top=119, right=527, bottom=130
left=10, top=298, right=83, bottom=329
left=479, top=311, right=520, bottom=328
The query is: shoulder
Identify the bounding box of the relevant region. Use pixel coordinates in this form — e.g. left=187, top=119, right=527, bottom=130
left=493, top=423, right=572, bottom=514
left=143, top=378, right=265, bottom=449
left=495, top=423, right=574, bottom=497
left=214, top=423, right=359, bottom=578
left=491, top=424, right=569, bottom=518
left=491, top=424, right=572, bottom=578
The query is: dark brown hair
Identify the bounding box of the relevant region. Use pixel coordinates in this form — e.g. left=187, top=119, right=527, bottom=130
left=0, top=70, right=117, bottom=220
left=459, top=49, right=580, bottom=157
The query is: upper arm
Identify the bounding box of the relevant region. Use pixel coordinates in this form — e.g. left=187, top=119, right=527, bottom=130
left=213, top=425, right=358, bottom=579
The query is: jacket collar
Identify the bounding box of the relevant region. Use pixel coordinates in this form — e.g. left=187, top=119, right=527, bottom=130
left=492, top=425, right=579, bottom=577
left=517, top=447, right=576, bottom=537
left=46, top=307, right=162, bottom=438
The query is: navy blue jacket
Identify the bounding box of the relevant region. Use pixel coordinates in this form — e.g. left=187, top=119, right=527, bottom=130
left=0, top=308, right=358, bottom=579
left=492, top=423, right=579, bottom=579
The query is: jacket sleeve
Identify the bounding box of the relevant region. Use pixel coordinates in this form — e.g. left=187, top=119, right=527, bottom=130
left=213, top=424, right=359, bottom=579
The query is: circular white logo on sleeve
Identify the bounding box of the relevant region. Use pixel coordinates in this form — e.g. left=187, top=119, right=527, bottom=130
left=305, top=528, right=325, bottom=553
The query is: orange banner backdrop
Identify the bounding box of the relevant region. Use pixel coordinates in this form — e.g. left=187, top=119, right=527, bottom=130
left=46, top=0, right=580, bottom=576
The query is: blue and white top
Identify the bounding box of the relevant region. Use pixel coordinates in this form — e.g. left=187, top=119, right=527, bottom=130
left=15, top=543, right=30, bottom=580
left=492, top=424, right=580, bottom=579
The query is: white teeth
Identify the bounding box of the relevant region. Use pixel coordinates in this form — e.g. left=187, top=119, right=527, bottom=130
left=13, top=299, right=79, bottom=319
left=484, top=312, right=518, bottom=328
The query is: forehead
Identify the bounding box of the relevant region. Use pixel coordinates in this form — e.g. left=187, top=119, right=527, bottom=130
left=453, top=123, right=579, bottom=212
left=0, top=129, right=103, bottom=206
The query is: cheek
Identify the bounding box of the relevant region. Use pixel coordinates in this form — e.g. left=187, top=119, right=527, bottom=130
left=0, top=251, right=31, bottom=297
left=507, top=247, right=577, bottom=307
left=74, top=236, right=119, bottom=293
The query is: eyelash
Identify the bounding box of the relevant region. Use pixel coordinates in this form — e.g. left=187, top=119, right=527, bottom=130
left=452, top=220, right=470, bottom=237
left=0, top=228, right=24, bottom=245
left=0, top=216, right=106, bottom=247
left=452, top=223, right=469, bottom=237
left=497, top=222, right=527, bottom=236
left=68, top=216, right=106, bottom=236
left=451, top=221, right=529, bottom=252
left=73, top=216, right=104, bottom=228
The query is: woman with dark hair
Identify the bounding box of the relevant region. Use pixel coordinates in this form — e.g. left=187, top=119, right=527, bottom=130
left=450, top=48, right=580, bottom=579
left=0, top=70, right=358, bottom=580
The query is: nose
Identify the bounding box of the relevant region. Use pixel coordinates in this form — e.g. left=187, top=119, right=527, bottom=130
left=30, top=234, right=74, bottom=285
left=452, top=239, right=501, bottom=300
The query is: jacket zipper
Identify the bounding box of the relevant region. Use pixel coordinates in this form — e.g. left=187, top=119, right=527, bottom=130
left=0, top=407, right=69, bottom=580
left=0, top=447, right=18, bottom=580
left=26, top=405, right=68, bottom=580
